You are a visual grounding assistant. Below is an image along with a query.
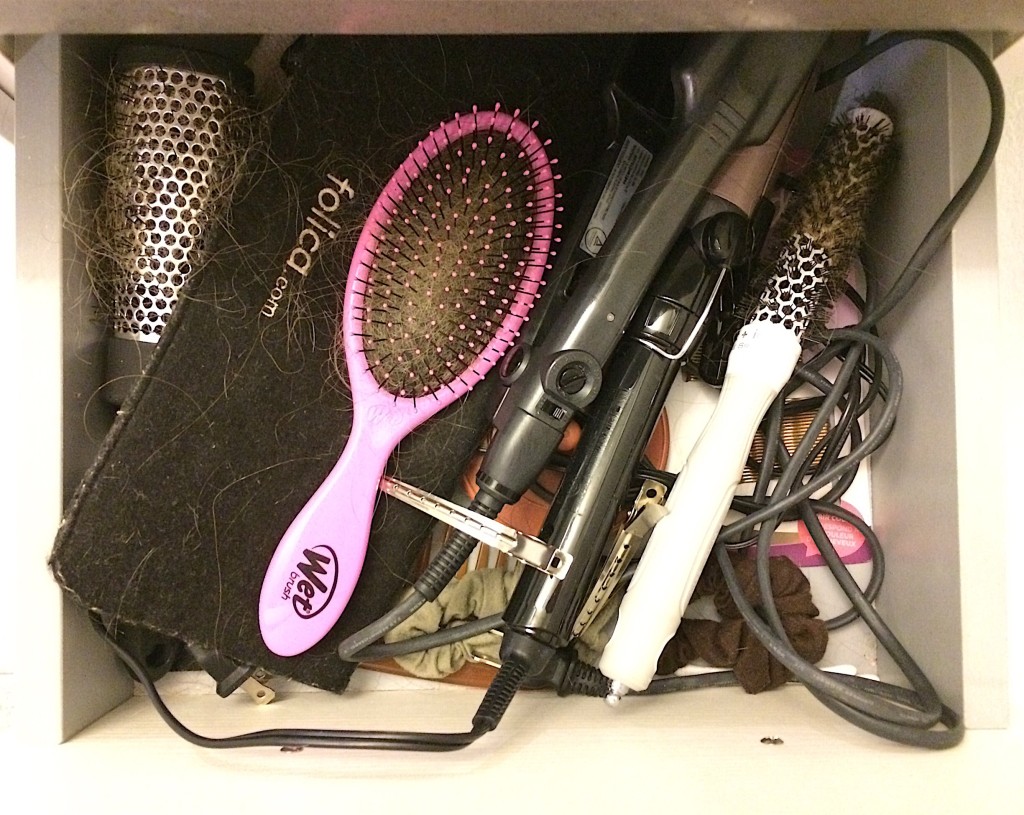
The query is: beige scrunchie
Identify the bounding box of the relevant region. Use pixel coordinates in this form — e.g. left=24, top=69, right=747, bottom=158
left=384, top=568, right=519, bottom=679
left=383, top=566, right=624, bottom=679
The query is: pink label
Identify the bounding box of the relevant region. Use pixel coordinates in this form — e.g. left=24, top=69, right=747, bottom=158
left=759, top=501, right=871, bottom=568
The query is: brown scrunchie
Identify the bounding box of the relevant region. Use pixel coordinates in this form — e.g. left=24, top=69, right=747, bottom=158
left=656, top=555, right=828, bottom=693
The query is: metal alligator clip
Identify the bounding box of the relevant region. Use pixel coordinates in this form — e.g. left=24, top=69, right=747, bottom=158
left=572, top=479, right=668, bottom=638
left=380, top=476, right=574, bottom=579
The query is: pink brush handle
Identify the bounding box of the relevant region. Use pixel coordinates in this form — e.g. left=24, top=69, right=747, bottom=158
left=258, top=388, right=423, bottom=657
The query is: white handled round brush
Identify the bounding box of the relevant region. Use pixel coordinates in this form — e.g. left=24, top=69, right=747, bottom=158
left=599, top=105, right=895, bottom=701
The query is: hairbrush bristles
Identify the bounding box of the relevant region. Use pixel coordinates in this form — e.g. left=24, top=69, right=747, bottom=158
left=751, top=106, right=895, bottom=339
left=352, top=105, right=561, bottom=399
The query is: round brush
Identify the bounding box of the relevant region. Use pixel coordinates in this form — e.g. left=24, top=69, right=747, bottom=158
left=98, top=46, right=252, bottom=405
left=259, top=105, right=560, bottom=657
left=599, top=105, right=895, bottom=701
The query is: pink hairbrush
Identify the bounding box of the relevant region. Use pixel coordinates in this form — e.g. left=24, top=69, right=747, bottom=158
left=259, top=105, right=559, bottom=656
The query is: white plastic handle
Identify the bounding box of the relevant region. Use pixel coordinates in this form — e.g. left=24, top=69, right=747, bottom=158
left=599, top=319, right=802, bottom=694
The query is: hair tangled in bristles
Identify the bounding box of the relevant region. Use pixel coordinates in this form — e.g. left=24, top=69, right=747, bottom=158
left=351, top=110, right=559, bottom=399
left=748, top=102, right=895, bottom=340
left=84, top=56, right=259, bottom=340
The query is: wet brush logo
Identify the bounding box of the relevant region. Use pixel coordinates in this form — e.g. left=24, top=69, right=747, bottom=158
left=262, top=174, right=355, bottom=318
left=280, top=545, right=339, bottom=619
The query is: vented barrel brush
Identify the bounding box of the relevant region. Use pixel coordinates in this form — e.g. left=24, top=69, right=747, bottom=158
left=599, top=104, right=895, bottom=702
left=98, top=46, right=252, bottom=405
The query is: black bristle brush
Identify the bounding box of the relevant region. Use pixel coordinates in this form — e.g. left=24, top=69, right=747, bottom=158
left=259, top=105, right=561, bottom=657
left=600, top=104, right=895, bottom=700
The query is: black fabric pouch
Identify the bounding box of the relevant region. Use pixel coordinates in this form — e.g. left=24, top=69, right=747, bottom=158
left=50, top=34, right=630, bottom=692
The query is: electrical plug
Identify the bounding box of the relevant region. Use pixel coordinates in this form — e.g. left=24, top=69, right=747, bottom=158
left=188, top=644, right=276, bottom=705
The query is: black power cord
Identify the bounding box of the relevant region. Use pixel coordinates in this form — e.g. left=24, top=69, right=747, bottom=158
left=97, top=618, right=496, bottom=752
left=713, top=329, right=963, bottom=747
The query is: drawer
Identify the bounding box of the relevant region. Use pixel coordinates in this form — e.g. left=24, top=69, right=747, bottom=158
left=11, top=23, right=1020, bottom=808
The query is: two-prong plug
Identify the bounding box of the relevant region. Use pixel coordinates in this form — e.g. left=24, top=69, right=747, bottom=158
left=188, top=644, right=276, bottom=705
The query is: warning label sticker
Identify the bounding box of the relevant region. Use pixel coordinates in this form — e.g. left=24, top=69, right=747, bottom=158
left=579, top=136, right=653, bottom=257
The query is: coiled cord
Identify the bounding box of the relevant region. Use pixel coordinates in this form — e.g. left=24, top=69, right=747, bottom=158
left=684, top=30, right=1004, bottom=750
